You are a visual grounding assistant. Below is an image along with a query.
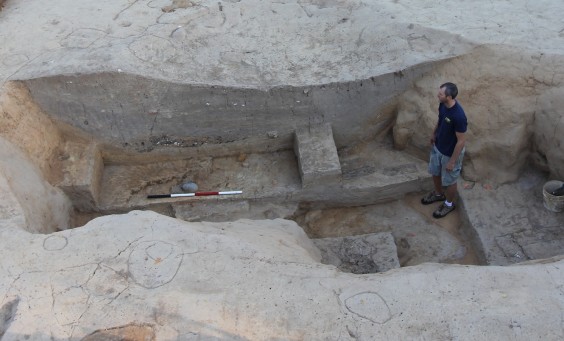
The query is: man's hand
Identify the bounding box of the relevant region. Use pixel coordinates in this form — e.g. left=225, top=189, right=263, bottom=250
left=430, top=135, right=436, bottom=145
left=446, top=131, right=466, bottom=172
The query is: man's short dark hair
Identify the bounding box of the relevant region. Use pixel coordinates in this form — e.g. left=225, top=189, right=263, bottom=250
left=440, top=82, right=458, bottom=99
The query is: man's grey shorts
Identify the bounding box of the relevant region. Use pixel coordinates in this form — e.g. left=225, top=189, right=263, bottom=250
left=428, top=145, right=465, bottom=186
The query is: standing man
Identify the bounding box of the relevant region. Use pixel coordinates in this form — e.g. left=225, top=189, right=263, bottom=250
left=421, top=82, right=467, bottom=218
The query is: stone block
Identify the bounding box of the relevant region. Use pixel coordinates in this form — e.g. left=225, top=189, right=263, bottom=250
left=58, top=142, right=103, bottom=212
left=313, top=232, right=400, bottom=273
left=494, top=235, right=527, bottom=263
left=294, top=123, right=341, bottom=188
left=515, top=227, right=564, bottom=260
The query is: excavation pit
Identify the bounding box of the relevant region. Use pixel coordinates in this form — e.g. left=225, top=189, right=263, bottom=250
left=56, top=136, right=564, bottom=271
left=66, top=136, right=481, bottom=271
left=2, top=76, right=562, bottom=271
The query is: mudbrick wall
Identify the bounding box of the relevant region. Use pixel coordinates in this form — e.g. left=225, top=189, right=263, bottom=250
left=22, top=63, right=435, bottom=156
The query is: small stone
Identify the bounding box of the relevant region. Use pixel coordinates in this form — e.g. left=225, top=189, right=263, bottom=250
left=181, top=182, right=198, bottom=193
left=463, top=182, right=475, bottom=190
left=171, top=27, right=187, bottom=40
left=267, top=131, right=278, bottom=139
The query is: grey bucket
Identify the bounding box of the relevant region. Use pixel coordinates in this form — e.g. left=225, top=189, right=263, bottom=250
left=542, top=180, right=564, bottom=213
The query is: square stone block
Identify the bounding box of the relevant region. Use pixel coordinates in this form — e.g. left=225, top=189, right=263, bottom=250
left=313, top=232, right=400, bottom=273
left=294, top=123, right=341, bottom=188
left=58, top=142, right=103, bottom=211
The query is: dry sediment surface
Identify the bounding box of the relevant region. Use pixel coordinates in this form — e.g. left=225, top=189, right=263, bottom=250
left=1, top=0, right=564, bottom=339
left=2, top=58, right=563, bottom=337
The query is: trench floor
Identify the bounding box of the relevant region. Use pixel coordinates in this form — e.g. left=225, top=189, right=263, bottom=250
left=78, top=139, right=562, bottom=267
left=294, top=192, right=479, bottom=267
left=80, top=138, right=478, bottom=268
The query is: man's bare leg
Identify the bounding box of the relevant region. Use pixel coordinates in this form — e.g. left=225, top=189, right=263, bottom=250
left=445, top=183, right=457, bottom=203
left=433, top=175, right=444, bottom=195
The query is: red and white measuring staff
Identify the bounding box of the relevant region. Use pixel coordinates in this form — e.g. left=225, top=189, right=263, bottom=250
left=147, top=191, right=242, bottom=199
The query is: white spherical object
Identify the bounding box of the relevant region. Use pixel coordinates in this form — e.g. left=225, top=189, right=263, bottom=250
left=181, top=182, right=198, bottom=193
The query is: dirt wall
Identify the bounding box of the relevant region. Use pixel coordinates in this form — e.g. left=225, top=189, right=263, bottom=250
left=0, top=82, right=64, bottom=184
left=22, top=64, right=435, bottom=158
left=0, top=82, right=71, bottom=233
left=394, top=45, right=564, bottom=184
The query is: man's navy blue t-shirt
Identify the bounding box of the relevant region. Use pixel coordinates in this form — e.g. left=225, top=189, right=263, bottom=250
left=435, top=101, right=467, bottom=157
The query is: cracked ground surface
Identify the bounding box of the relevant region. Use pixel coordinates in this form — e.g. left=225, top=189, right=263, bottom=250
left=1, top=211, right=563, bottom=339
left=1, top=0, right=564, bottom=339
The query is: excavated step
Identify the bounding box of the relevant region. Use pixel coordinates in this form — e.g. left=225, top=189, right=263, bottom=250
left=97, top=139, right=432, bottom=214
